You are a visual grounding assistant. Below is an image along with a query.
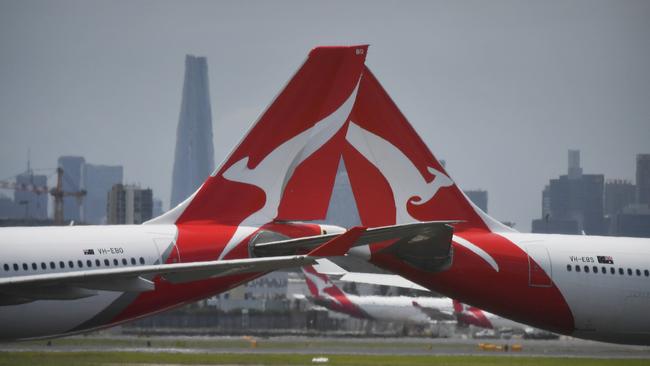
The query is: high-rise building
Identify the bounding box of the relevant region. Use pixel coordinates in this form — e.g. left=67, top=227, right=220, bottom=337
left=107, top=184, right=153, bottom=225
left=637, top=154, right=650, bottom=205
left=532, top=150, right=605, bottom=235
left=604, top=180, right=636, bottom=217
left=319, top=158, right=362, bottom=229
left=568, top=149, right=582, bottom=179
left=13, top=171, right=48, bottom=219
left=57, top=156, right=85, bottom=222
left=610, top=204, right=650, bottom=238
left=464, top=190, right=488, bottom=213
left=83, top=164, right=123, bottom=224
left=170, top=55, right=215, bottom=208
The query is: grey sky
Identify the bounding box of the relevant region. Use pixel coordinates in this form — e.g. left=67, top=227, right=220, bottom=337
left=1, top=0, right=648, bottom=231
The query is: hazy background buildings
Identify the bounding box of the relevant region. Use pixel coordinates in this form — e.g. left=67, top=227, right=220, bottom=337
left=532, top=151, right=650, bottom=237
left=107, top=184, right=153, bottom=225
left=84, top=163, right=123, bottom=224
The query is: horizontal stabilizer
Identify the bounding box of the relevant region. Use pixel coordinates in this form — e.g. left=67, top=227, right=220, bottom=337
left=254, top=221, right=458, bottom=257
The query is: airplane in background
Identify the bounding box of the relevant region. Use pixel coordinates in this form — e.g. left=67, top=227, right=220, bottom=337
left=300, top=265, right=454, bottom=325
left=301, top=264, right=534, bottom=336
left=0, top=45, right=442, bottom=341
left=250, top=45, right=650, bottom=346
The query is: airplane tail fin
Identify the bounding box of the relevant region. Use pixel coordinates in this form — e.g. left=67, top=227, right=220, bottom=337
left=340, top=67, right=514, bottom=233
left=148, top=45, right=512, bottom=235
left=148, top=45, right=369, bottom=226
left=302, top=265, right=346, bottom=300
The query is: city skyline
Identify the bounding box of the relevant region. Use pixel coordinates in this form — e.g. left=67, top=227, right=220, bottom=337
left=1, top=1, right=649, bottom=230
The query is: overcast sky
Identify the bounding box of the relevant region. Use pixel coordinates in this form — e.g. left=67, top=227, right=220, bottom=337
left=1, top=0, right=648, bottom=231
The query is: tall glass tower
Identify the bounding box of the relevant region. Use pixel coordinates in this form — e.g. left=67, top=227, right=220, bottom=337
left=170, top=55, right=215, bottom=208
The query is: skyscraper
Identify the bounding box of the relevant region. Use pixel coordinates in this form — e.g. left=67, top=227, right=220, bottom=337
left=604, top=180, right=636, bottom=217
left=57, top=156, right=85, bottom=222
left=170, top=55, right=215, bottom=208
left=107, top=184, right=153, bottom=225
left=84, top=164, right=123, bottom=224
left=532, top=150, right=605, bottom=235
left=637, top=154, right=650, bottom=205
left=319, top=158, right=362, bottom=229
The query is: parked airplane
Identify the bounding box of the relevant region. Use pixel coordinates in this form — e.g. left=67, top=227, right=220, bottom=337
left=302, top=264, right=530, bottom=335
left=0, top=45, right=441, bottom=341
left=300, top=265, right=454, bottom=324
left=448, top=300, right=525, bottom=332
left=252, top=45, right=650, bottom=346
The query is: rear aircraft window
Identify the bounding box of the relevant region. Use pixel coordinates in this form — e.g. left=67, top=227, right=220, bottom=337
left=113, top=259, right=118, bottom=266
left=68, top=261, right=74, bottom=268
left=645, top=270, right=649, bottom=277
left=131, top=258, right=136, bottom=265
left=627, top=268, right=633, bottom=276
left=87, top=260, right=92, bottom=267
left=122, top=258, right=127, bottom=266
left=78, top=260, right=83, bottom=268
left=22, top=263, right=28, bottom=271
left=566, top=264, right=572, bottom=271
left=13, top=263, right=18, bottom=271
left=50, top=262, right=55, bottom=269
left=104, top=259, right=110, bottom=266
left=592, top=266, right=598, bottom=273
left=31, top=263, right=37, bottom=270
left=575, top=265, right=581, bottom=272
left=601, top=267, right=606, bottom=274
left=636, top=269, right=641, bottom=276
left=41, top=262, right=46, bottom=270
left=619, top=268, right=624, bottom=275
left=59, top=261, right=65, bottom=269
left=96, top=259, right=101, bottom=267
left=139, top=257, right=145, bottom=265
left=584, top=266, right=589, bottom=273
left=610, top=267, right=615, bottom=274
left=3, top=264, right=8, bottom=271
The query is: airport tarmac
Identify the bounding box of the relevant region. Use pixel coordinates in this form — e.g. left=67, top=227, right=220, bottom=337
left=1, top=335, right=650, bottom=359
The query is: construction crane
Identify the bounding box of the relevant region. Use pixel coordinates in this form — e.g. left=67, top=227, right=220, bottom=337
left=0, top=167, right=86, bottom=225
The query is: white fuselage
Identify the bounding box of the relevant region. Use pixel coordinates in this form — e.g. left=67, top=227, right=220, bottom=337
left=345, top=295, right=453, bottom=324
left=0, top=225, right=176, bottom=340
left=502, top=232, right=650, bottom=344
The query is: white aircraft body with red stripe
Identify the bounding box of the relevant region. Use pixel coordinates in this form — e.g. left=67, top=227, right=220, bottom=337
left=2, top=45, right=649, bottom=346
left=238, top=45, right=650, bottom=345
left=246, top=45, right=648, bottom=346
left=303, top=265, right=527, bottom=331
left=301, top=265, right=454, bottom=324
left=0, top=46, right=439, bottom=341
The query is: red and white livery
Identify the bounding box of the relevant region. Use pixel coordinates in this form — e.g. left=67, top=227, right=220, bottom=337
left=301, top=265, right=454, bottom=324
left=0, top=46, right=428, bottom=341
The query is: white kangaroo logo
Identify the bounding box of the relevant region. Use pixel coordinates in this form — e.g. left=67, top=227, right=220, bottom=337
left=303, top=269, right=342, bottom=306
left=345, top=122, right=453, bottom=224
left=345, top=122, right=499, bottom=272
left=216, top=80, right=361, bottom=259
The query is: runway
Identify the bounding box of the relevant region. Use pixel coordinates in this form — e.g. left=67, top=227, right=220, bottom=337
left=2, top=335, right=650, bottom=359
